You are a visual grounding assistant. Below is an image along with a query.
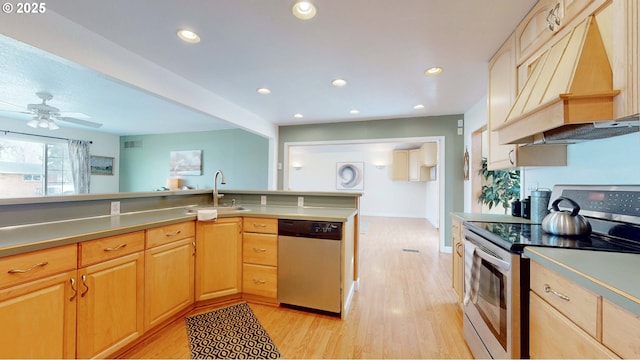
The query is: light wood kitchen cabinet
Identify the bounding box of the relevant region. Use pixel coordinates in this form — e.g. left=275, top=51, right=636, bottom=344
left=419, top=142, right=437, bottom=167
left=195, top=217, right=242, bottom=301
left=392, top=149, right=409, bottom=181
left=242, top=217, right=278, bottom=302
left=144, top=221, right=195, bottom=331
left=77, top=232, right=145, bottom=359
left=602, top=299, right=640, bottom=359
left=529, top=292, right=617, bottom=359
left=528, top=260, right=632, bottom=359
left=0, top=244, right=77, bottom=359
left=488, top=33, right=567, bottom=169
left=450, top=217, right=463, bottom=305
left=516, top=0, right=596, bottom=62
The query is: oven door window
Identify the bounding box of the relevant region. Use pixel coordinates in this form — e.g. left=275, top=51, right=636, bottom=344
left=475, top=258, right=507, bottom=350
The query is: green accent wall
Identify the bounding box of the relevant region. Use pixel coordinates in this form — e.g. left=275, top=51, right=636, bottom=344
left=120, top=129, right=269, bottom=192
left=278, top=115, right=465, bottom=247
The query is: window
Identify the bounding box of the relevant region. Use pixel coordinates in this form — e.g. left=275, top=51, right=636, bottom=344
left=0, top=137, right=74, bottom=197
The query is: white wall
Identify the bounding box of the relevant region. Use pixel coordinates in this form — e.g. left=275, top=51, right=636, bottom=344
left=287, top=147, right=438, bottom=220
left=0, top=116, right=120, bottom=194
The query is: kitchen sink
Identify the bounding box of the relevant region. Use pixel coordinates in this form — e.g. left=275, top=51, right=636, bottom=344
left=185, top=205, right=249, bottom=214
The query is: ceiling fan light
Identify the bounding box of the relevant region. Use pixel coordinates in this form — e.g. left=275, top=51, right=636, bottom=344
left=292, top=0, right=316, bottom=20
left=26, top=118, right=39, bottom=128
left=48, top=120, right=59, bottom=130
left=38, top=118, right=49, bottom=128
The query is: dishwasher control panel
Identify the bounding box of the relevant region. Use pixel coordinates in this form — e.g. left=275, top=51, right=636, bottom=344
left=278, top=219, right=342, bottom=240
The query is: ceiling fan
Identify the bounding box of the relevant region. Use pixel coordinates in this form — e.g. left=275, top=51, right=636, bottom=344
left=0, top=92, right=103, bottom=130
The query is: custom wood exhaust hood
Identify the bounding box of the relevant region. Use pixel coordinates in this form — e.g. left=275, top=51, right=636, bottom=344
left=494, top=15, right=625, bottom=145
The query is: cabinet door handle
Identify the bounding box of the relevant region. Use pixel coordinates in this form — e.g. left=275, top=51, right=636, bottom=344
left=81, top=275, right=89, bottom=297
left=544, top=284, right=570, bottom=301
left=252, top=279, right=267, bottom=285
left=455, top=243, right=463, bottom=257
left=192, top=241, right=196, bottom=256
left=7, top=261, right=48, bottom=273
left=253, top=247, right=267, bottom=253
left=70, top=278, right=78, bottom=301
left=104, top=243, right=127, bottom=252
left=253, top=223, right=267, bottom=228
left=165, top=230, right=182, bottom=237
left=508, top=149, right=515, bottom=165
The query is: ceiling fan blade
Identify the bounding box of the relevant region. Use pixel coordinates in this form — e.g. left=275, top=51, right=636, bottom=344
left=0, top=99, right=30, bottom=113
left=58, top=111, right=91, bottom=120
left=56, top=116, right=103, bottom=128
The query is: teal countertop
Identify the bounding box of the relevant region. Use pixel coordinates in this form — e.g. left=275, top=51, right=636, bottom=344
left=524, top=247, right=640, bottom=316
left=0, top=204, right=357, bottom=258
left=450, top=212, right=533, bottom=224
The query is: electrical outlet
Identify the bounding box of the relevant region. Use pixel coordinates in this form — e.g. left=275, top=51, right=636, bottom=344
left=457, top=127, right=463, bottom=135
left=261, top=195, right=267, bottom=205
left=297, top=196, right=304, bottom=207
left=110, top=201, right=120, bottom=215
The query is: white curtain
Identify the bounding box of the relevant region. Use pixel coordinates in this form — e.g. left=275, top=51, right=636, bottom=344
left=68, top=140, right=91, bottom=194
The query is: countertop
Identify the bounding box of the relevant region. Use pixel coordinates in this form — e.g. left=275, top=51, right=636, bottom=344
left=0, top=204, right=358, bottom=258
left=450, top=212, right=533, bottom=223
left=524, top=247, right=640, bottom=316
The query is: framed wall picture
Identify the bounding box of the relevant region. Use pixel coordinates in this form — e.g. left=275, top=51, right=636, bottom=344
left=336, top=162, right=364, bottom=190
left=170, top=150, right=202, bottom=176
left=90, top=156, right=114, bottom=176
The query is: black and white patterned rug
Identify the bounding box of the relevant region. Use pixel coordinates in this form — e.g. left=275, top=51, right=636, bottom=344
left=185, top=302, right=281, bottom=359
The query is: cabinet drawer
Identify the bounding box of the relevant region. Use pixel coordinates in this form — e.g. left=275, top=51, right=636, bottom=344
left=243, top=233, right=277, bottom=266
left=243, top=217, right=277, bottom=234
left=146, top=221, right=195, bottom=248
left=530, top=261, right=600, bottom=338
left=0, top=244, right=77, bottom=289
left=242, top=264, right=277, bottom=299
left=78, top=231, right=145, bottom=267
left=602, top=299, right=640, bottom=358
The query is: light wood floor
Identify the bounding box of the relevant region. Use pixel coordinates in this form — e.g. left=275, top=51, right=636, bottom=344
left=124, top=216, right=473, bottom=359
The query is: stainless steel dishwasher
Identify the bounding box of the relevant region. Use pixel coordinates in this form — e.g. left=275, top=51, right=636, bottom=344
left=278, top=219, right=342, bottom=314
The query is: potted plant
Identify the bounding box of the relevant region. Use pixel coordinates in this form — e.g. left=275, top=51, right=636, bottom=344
left=477, top=157, right=520, bottom=213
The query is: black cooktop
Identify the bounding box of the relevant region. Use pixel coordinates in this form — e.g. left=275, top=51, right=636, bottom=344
left=465, top=220, right=640, bottom=254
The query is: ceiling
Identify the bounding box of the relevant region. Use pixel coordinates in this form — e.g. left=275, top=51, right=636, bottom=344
left=0, top=0, right=537, bottom=136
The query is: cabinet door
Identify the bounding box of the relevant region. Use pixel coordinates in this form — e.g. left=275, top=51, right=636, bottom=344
left=530, top=292, right=617, bottom=359
left=392, top=150, right=409, bottom=181
left=195, top=218, right=242, bottom=301
left=144, top=237, right=194, bottom=331
left=451, top=218, right=463, bottom=304
left=0, top=270, right=77, bottom=359
left=408, top=149, right=420, bottom=181
left=77, top=252, right=145, bottom=359
left=488, top=33, right=518, bottom=170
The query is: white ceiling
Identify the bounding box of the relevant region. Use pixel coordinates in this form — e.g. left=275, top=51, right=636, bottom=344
left=0, top=0, right=537, bottom=136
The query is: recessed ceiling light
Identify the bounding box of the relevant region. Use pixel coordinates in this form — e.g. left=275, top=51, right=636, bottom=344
left=413, top=104, right=425, bottom=110
left=424, top=67, right=443, bottom=75
left=349, top=109, right=360, bottom=115
left=294, top=113, right=304, bottom=119
left=292, top=0, right=317, bottom=20
left=177, top=29, right=201, bottom=44
left=257, top=87, right=271, bottom=95
left=332, top=78, right=347, bottom=87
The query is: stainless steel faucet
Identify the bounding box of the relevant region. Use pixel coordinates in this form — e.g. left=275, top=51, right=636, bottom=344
left=213, top=170, right=226, bottom=207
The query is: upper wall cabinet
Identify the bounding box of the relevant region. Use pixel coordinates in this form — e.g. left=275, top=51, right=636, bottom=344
left=392, top=143, right=437, bottom=180
left=516, top=0, right=596, bottom=62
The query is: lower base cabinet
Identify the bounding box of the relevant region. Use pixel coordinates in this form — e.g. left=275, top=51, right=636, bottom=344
left=451, top=217, right=463, bottom=304
left=195, top=218, right=242, bottom=301
left=0, top=270, right=77, bottom=359
left=529, top=292, right=617, bottom=359
left=77, top=251, right=145, bottom=359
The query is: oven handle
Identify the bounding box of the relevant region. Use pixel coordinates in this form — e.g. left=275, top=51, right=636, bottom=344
left=474, top=246, right=511, bottom=271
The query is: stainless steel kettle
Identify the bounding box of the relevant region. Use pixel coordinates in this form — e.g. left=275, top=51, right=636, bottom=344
left=541, top=197, right=592, bottom=236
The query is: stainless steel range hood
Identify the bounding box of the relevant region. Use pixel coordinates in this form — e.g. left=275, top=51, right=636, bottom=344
left=532, top=114, right=639, bottom=144
left=494, top=14, right=634, bottom=145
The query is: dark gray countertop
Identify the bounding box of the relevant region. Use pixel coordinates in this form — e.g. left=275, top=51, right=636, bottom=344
left=0, top=204, right=357, bottom=258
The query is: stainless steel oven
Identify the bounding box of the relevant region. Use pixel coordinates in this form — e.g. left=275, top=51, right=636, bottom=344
left=462, top=226, right=529, bottom=359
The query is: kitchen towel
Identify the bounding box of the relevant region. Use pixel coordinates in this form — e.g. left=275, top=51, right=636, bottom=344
left=463, top=242, right=481, bottom=306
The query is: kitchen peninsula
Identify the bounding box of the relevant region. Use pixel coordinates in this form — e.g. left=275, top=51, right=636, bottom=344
left=0, top=189, right=360, bottom=359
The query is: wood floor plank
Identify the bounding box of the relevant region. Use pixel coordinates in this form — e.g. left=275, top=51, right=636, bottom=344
left=124, top=216, right=473, bottom=359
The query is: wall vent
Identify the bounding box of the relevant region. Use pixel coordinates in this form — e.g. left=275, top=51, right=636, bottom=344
left=123, top=140, right=142, bottom=149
